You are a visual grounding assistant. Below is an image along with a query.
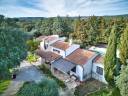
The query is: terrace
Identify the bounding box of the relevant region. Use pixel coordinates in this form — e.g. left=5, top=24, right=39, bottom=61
left=53, top=69, right=80, bottom=89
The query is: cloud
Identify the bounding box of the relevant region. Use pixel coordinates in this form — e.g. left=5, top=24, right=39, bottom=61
left=0, top=0, right=128, bottom=17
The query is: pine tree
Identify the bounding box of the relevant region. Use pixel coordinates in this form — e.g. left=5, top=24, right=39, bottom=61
left=119, top=25, right=128, bottom=65
left=52, top=16, right=64, bottom=36
left=104, top=26, right=117, bottom=86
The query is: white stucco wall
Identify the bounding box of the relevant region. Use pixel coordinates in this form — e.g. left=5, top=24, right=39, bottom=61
left=40, top=41, right=45, bottom=50
left=76, top=65, right=83, bottom=81
left=40, top=38, right=59, bottom=51
left=51, top=47, right=66, bottom=58
left=65, top=44, right=80, bottom=56
left=89, top=46, right=106, bottom=55
left=82, top=54, right=99, bottom=81
left=51, top=44, right=80, bottom=58
left=89, top=46, right=120, bottom=58
left=92, top=63, right=107, bottom=84
left=82, top=60, right=93, bottom=80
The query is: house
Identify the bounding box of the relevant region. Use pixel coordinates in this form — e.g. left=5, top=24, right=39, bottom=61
left=51, top=40, right=80, bottom=58
left=37, top=35, right=59, bottom=51
left=89, top=45, right=120, bottom=58
left=36, top=35, right=108, bottom=83
left=51, top=48, right=98, bottom=81
left=36, top=49, right=61, bottom=64
left=92, top=55, right=107, bottom=83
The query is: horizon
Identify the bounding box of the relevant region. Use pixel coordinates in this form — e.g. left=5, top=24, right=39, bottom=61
left=1, top=14, right=128, bottom=18
left=0, top=0, right=128, bottom=17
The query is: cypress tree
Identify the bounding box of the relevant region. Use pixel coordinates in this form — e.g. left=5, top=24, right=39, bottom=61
left=116, top=66, right=128, bottom=96
left=104, top=26, right=117, bottom=86
left=119, top=25, right=128, bottom=65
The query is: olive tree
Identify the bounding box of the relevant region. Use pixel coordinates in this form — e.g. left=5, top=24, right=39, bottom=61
left=0, top=27, right=27, bottom=79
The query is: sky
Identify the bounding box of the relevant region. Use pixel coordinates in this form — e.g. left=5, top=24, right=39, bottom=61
left=0, top=0, right=128, bottom=17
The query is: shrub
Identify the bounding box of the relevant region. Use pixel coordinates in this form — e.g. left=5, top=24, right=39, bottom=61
left=26, top=53, right=38, bottom=63
left=0, top=80, right=11, bottom=94
left=26, top=39, right=40, bottom=52
left=16, top=79, right=59, bottom=96
left=74, top=88, right=81, bottom=96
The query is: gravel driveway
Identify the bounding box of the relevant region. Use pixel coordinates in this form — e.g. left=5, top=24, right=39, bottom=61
left=2, top=60, right=44, bottom=96
left=16, top=61, right=43, bottom=82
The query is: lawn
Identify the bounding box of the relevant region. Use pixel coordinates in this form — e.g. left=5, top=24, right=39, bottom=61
left=0, top=80, right=11, bottom=94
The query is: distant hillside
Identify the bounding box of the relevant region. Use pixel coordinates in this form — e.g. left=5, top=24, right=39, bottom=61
left=16, top=17, right=45, bottom=21
left=14, top=14, right=128, bottom=21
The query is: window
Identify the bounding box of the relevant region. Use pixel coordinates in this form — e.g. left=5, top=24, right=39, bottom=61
left=53, top=49, right=60, bottom=53
left=44, top=44, right=48, bottom=49
left=71, top=67, right=76, bottom=72
left=96, top=66, right=103, bottom=75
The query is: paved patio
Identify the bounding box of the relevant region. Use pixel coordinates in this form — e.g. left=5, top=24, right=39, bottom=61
left=53, top=70, right=80, bottom=89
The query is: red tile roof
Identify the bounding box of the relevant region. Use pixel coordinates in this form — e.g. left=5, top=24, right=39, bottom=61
left=94, top=55, right=104, bottom=64
left=36, top=35, right=58, bottom=42
left=51, top=40, right=70, bottom=50
left=45, top=36, right=58, bottom=42
left=36, top=49, right=61, bottom=62
left=66, top=49, right=96, bottom=65
left=36, top=36, right=47, bottom=41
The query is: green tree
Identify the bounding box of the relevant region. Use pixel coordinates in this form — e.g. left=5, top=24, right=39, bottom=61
left=119, top=25, right=128, bottom=65
left=26, top=39, right=40, bottom=52
left=0, top=27, right=27, bottom=79
left=104, top=26, right=117, bottom=86
left=52, top=16, right=64, bottom=36
left=116, top=66, right=128, bottom=96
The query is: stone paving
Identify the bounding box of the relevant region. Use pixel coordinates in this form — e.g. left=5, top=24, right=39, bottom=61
left=53, top=70, right=80, bottom=89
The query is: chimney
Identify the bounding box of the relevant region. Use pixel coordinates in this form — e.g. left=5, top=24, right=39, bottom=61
left=69, top=34, right=73, bottom=45
left=69, top=38, right=72, bottom=45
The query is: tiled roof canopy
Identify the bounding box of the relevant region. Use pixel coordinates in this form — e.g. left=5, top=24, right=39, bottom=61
left=36, top=49, right=61, bottom=62
left=66, top=48, right=96, bottom=65
left=51, top=40, right=70, bottom=50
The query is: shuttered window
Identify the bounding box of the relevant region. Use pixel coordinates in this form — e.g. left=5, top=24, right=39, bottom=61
left=96, top=66, right=103, bottom=75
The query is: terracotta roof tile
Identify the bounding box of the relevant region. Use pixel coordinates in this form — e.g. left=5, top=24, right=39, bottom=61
left=94, top=55, right=104, bottom=64
left=66, top=48, right=96, bottom=65
left=51, top=40, right=70, bottom=50
left=36, top=49, right=61, bottom=62
left=45, top=36, right=58, bottom=42
left=36, top=35, right=58, bottom=42
left=36, top=36, right=47, bottom=41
